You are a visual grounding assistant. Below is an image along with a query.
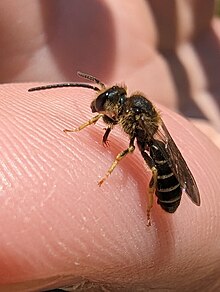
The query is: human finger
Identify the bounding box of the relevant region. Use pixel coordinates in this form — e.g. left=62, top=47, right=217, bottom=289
left=0, top=83, right=219, bottom=291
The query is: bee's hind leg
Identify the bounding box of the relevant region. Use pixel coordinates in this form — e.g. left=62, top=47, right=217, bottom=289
left=140, top=150, right=157, bottom=227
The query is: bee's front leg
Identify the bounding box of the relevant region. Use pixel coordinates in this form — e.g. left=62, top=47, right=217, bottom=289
left=63, top=114, right=103, bottom=133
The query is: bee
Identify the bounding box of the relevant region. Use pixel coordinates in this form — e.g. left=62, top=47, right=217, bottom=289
left=29, top=72, right=201, bottom=226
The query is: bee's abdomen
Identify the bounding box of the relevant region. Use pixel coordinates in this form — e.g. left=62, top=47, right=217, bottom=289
left=156, top=166, right=182, bottom=213
left=150, top=144, right=182, bottom=213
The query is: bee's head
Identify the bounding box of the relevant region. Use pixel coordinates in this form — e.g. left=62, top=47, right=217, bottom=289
left=90, top=86, right=127, bottom=116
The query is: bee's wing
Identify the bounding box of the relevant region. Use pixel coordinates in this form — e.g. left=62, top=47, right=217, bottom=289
left=154, top=120, right=200, bottom=206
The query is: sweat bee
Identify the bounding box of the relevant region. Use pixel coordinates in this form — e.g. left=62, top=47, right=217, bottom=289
left=29, top=72, right=201, bottom=226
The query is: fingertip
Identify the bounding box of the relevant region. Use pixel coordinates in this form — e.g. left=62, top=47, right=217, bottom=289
left=0, top=83, right=219, bottom=290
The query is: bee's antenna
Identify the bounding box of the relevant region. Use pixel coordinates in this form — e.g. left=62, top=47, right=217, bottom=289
left=28, top=83, right=100, bottom=92
left=77, top=71, right=106, bottom=89
left=28, top=72, right=106, bottom=92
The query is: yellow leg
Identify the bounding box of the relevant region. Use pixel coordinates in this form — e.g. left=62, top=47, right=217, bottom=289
left=147, top=166, right=158, bottom=227
left=98, top=145, right=135, bottom=186
left=63, top=114, right=103, bottom=133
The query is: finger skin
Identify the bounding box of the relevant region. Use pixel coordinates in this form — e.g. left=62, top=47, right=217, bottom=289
left=0, top=83, right=219, bottom=291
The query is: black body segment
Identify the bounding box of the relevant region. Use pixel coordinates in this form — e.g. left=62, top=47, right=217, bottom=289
left=149, top=141, right=182, bottom=213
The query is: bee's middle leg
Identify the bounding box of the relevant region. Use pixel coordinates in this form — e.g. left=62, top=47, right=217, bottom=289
left=98, top=138, right=135, bottom=186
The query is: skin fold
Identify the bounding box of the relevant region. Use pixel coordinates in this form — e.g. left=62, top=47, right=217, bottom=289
left=0, top=0, right=219, bottom=291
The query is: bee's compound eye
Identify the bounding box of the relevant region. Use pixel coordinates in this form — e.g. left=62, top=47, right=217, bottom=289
left=90, top=91, right=108, bottom=112
left=90, top=86, right=126, bottom=113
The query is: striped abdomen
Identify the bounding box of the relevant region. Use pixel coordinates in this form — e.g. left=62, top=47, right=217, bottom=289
left=150, top=142, right=182, bottom=213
